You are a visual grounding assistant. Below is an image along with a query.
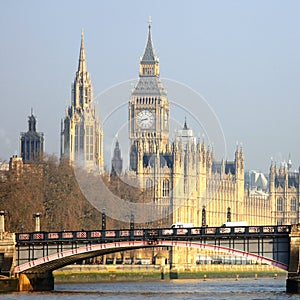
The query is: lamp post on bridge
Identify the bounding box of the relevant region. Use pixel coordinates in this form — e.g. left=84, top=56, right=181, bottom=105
left=130, top=213, right=134, bottom=230
left=0, top=210, right=7, bottom=233
left=33, top=213, right=42, bottom=232
left=227, top=207, right=231, bottom=222
left=102, top=208, right=106, bottom=230
left=202, top=206, right=206, bottom=227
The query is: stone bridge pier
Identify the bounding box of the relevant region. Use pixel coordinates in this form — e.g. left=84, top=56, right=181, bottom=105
left=18, top=272, right=54, bottom=292
left=287, top=224, right=300, bottom=293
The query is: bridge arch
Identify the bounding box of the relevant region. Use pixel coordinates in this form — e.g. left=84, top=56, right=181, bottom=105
left=15, top=240, right=288, bottom=274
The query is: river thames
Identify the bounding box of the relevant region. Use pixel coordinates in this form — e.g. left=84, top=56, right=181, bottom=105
left=1, top=278, right=300, bottom=299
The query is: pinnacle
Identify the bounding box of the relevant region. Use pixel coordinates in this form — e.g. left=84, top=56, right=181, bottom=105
left=78, top=31, right=87, bottom=73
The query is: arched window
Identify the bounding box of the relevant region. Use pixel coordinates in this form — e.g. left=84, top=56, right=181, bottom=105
left=146, top=179, right=153, bottom=197
left=162, top=179, right=170, bottom=197
left=277, top=197, right=283, bottom=211
left=146, top=178, right=153, bottom=190
left=290, top=197, right=297, bottom=212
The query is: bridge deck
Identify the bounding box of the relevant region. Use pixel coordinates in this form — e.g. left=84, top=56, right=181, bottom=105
left=16, top=225, right=291, bottom=244
left=15, top=225, right=291, bottom=272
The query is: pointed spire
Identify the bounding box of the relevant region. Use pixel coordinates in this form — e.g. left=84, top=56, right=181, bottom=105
left=133, top=18, right=165, bottom=95
left=78, top=30, right=87, bottom=73
left=288, top=153, right=292, bottom=170
left=141, top=17, right=156, bottom=62
left=197, top=137, right=201, bottom=152
left=183, top=117, right=188, bottom=130
left=111, top=138, right=123, bottom=176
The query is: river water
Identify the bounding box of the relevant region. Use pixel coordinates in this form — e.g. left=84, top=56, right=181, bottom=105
left=1, top=278, right=300, bottom=299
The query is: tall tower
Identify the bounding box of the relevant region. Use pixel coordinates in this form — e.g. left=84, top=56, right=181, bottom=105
left=111, top=139, right=123, bottom=176
left=61, top=32, right=104, bottom=171
left=20, top=110, right=44, bottom=163
left=129, top=20, right=170, bottom=171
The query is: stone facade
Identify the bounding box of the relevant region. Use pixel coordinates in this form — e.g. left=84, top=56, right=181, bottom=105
left=121, top=23, right=300, bottom=265
left=126, top=23, right=248, bottom=227
left=269, top=163, right=300, bottom=225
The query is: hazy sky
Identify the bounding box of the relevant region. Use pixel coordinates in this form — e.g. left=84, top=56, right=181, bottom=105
left=1, top=0, right=300, bottom=172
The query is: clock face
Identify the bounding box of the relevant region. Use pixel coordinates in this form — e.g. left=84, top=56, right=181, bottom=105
left=136, top=110, right=154, bottom=129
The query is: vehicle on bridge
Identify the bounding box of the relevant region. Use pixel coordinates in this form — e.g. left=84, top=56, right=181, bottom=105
left=221, top=221, right=248, bottom=227
left=171, top=222, right=194, bottom=228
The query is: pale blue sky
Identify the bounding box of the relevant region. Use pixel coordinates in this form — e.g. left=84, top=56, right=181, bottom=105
left=1, top=0, right=300, bottom=172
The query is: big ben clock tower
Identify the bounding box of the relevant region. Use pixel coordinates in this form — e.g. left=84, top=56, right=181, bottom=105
left=129, top=19, right=170, bottom=171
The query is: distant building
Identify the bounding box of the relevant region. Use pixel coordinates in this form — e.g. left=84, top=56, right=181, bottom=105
left=8, top=155, right=23, bottom=179
left=20, top=111, right=44, bottom=163
left=0, top=161, right=9, bottom=182
left=61, top=32, right=104, bottom=171
left=269, top=162, right=300, bottom=225
left=245, top=170, right=268, bottom=191
left=111, top=139, right=123, bottom=176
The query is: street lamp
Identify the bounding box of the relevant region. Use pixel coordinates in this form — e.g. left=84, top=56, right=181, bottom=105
left=102, top=208, right=106, bottom=230
left=0, top=210, right=7, bottom=233
left=227, top=207, right=231, bottom=222
left=33, top=213, right=42, bottom=232
left=202, top=206, right=206, bottom=227
left=130, top=213, right=134, bottom=230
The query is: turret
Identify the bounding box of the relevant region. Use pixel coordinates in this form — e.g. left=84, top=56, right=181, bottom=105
left=196, top=138, right=207, bottom=201
left=111, top=139, right=123, bottom=177
left=201, top=140, right=206, bottom=167
left=137, top=139, right=144, bottom=174
left=206, top=146, right=212, bottom=174
left=269, top=161, right=276, bottom=193
left=234, top=145, right=244, bottom=178
left=173, top=139, right=182, bottom=175
left=233, top=145, right=245, bottom=218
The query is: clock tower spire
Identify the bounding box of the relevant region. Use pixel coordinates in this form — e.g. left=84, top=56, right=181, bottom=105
left=129, top=19, right=170, bottom=171
left=139, top=17, right=160, bottom=78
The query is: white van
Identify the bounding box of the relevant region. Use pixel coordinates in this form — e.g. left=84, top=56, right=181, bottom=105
left=171, top=222, right=194, bottom=228
left=221, top=221, right=248, bottom=227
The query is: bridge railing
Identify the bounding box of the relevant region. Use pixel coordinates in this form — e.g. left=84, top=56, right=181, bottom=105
left=16, top=225, right=291, bottom=244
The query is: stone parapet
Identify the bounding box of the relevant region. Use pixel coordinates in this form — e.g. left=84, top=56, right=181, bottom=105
left=0, top=232, right=16, bottom=277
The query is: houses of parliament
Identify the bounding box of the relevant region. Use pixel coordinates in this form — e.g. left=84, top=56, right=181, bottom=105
left=6, top=22, right=300, bottom=264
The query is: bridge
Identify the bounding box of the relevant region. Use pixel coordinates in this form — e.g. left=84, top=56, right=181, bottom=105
left=1, top=224, right=300, bottom=292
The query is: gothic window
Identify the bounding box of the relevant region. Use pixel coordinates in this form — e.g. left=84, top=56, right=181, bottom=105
left=75, top=122, right=85, bottom=160
left=290, top=197, right=297, bottom=212
left=277, top=197, right=283, bottom=212
left=130, top=146, right=137, bottom=171
left=86, top=125, right=94, bottom=161
left=75, top=124, right=79, bottom=157
left=85, top=88, right=88, bottom=103
left=162, top=179, right=170, bottom=197
left=80, top=123, right=84, bottom=151
left=146, top=178, right=153, bottom=190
